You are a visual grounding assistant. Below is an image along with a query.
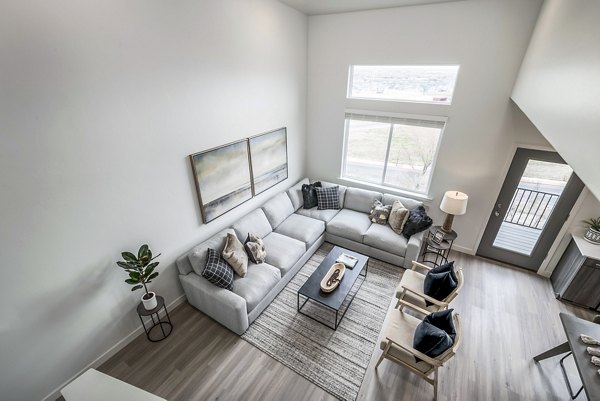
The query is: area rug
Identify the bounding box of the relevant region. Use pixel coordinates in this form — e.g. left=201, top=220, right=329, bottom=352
left=241, top=243, right=403, bottom=401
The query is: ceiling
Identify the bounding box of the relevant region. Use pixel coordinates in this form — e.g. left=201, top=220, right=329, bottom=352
left=278, top=0, right=463, bottom=16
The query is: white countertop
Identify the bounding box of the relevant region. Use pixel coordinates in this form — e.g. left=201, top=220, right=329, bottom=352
left=572, top=229, right=600, bottom=259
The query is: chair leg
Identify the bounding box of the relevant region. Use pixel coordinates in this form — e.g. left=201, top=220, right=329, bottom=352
left=395, top=300, right=400, bottom=309
left=376, top=343, right=391, bottom=369
left=433, top=368, right=438, bottom=401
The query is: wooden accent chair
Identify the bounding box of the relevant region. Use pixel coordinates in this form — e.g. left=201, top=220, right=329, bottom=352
left=376, top=301, right=462, bottom=401
left=395, top=261, right=464, bottom=313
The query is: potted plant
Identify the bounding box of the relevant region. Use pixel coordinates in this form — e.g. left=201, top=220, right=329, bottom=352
left=583, top=217, right=600, bottom=244
left=117, top=244, right=161, bottom=309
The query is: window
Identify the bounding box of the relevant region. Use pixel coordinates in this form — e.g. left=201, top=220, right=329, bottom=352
left=342, top=112, right=445, bottom=194
left=348, top=65, right=459, bottom=104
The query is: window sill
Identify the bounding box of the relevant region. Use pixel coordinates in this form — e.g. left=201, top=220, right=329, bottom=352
left=338, top=177, right=433, bottom=203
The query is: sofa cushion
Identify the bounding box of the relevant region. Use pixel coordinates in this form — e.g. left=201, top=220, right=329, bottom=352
left=262, top=192, right=295, bottom=229
left=382, top=193, right=423, bottom=210
left=222, top=233, right=248, bottom=277
left=363, top=223, right=409, bottom=256
left=345, top=187, right=383, bottom=213
left=232, top=262, right=281, bottom=313
left=316, top=180, right=347, bottom=208
left=275, top=214, right=325, bottom=249
left=296, top=207, right=340, bottom=223
left=302, top=181, right=322, bottom=209
left=402, top=206, right=433, bottom=239
left=286, top=178, right=310, bottom=211
left=327, top=209, right=372, bottom=243
left=202, top=249, right=234, bottom=290
left=262, top=232, right=306, bottom=276
left=369, top=200, right=392, bottom=224
left=315, top=186, right=340, bottom=210
left=232, top=209, right=273, bottom=242
left=187, top=228, right=236, bottom=276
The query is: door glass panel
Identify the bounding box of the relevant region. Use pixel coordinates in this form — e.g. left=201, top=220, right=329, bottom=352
left=492, top=160, right=573, bottom=256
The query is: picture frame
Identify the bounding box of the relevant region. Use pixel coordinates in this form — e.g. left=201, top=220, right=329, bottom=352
left=189, top=139, right=253, bottom=223
left=431, top=229, right=445, bottom=245
left=248, top=127, right=288, bottom=196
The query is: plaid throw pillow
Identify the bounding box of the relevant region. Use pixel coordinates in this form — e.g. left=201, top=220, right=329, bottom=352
left=315, top=186, right=340, bottom=210
left=202, top=248, right=234, bottom=290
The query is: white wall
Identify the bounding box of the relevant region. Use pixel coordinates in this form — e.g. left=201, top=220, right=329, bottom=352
left=0, top=1, right=307, bottom=400
left=512, top=0, right=600, bottom=201
left=306, top=0, right=550, bottom=253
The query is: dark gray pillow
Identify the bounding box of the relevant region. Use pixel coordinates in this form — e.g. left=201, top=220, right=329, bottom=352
left=202, top=248, right=234, bottom=290
left=315, top=186, right=340, bottom=210
left=413, top=309, right=455, bottom=360
left=424, top=308, right=456, bottom=342
left=402, top=205, right=433, bottom=239
left=423, top=262, right=458, bottom=306
left=301, top=181, right=322, bottom=209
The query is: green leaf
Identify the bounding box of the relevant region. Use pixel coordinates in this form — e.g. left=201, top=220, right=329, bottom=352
left=125, top=278, right=139, bottom=285
left=148, top=272, right=159, bottom=280
left=138, top=244, right=149, bottom=260
left=121, top=252, right=137, bottom=262
left=131, top=284, right=143, bottom=291
left=117, top=261, right=133, bottom=269
left=129, top=271, right=140, bottom=280
left=145, top=262, right=159, bottom=274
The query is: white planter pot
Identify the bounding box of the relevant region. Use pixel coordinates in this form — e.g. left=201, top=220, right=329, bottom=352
left=584, top=227, right=600, bottom=245
left=141, top=292, right=158, bottom=310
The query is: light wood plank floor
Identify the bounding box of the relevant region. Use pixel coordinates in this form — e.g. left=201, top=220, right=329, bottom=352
left=60, top=249, right=595, bottom=401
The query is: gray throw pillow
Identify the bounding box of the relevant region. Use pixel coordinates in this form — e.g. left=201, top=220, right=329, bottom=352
left=388, top=200, right=410, bottom=234
left=369, top=200, right=392, bottom=224
left=202, top=248, right=234, bottom=290
left=244, top=233, right=267, bottom=264
left=222, top=233, right=248, bottom=277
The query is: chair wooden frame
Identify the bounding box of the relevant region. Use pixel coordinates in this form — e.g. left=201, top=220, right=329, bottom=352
left=395, top=261, right=464, bottom=313
left=376, top=300, right=462, bottom=401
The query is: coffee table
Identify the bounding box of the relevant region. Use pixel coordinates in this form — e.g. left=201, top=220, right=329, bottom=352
left=297, top=246, right=369, bottom=330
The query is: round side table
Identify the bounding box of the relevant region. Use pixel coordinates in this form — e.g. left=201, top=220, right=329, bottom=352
left=421, top=226, right=458, bottom=267
left=136, top=295, right=173, bottom=342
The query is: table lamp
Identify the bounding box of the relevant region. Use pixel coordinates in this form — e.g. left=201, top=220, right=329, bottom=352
left=440, top=191, right=468, bottom=233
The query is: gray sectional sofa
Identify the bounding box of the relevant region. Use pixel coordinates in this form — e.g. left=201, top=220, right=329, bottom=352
left=175, top=178, right=427, bottom=334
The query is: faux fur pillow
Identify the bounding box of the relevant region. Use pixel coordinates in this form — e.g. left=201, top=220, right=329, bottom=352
left=222, top=233, right=248, bottom=277
left=369, top=200, right=392, bottom=224
left=388, top=200, right=410, bottom=234
left=244, top=233, right=267, bottom=264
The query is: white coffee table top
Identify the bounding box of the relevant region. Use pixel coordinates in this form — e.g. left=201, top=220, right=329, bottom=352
left=61, top=368, right=166, bottom=401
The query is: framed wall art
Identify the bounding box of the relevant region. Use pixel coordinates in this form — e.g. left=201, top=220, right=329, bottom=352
left=249, top=127, right=288, bottom=195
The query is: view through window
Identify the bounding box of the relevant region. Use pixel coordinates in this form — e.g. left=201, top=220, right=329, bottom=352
left=342, top=113, right=445, bottom=194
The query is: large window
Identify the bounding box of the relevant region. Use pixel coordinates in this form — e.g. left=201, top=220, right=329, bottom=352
left=342, top=112, right=445, bottom=194
left=348, top=65, right=459, bottom=104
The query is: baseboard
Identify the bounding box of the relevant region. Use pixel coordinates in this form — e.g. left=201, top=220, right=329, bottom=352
left=42, top=293, right=186, bottom=401
left=452, top=244, right=476, bottom=255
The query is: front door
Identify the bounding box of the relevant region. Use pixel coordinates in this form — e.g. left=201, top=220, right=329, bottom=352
left=477, top=148, right=584, bottom=271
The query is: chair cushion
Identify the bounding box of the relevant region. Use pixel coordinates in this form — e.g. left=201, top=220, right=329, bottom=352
left=187, top=228, right=236, bottom=276
left=302, top=181, right=322, bottom=209
left=345, top=187, right=383, bottom=213
left=232, top=262, right=281, bottom=313
left=402, top=206, right=433, bottom=239
left=413, top=320, right=453, bottom=358
left=296, top=207, right=340, bottom=223
left=275, top=214, right=325, bottom=249
left=202, top=249, right=234, bottom=290
left=262, top=192, right=295, bottom=229
left=232, top=209, right=273, bottom=241
left=244, top=234, right=267, bottom=264
left=327, top=209, right=372, bottom=243
left=423, top=262, right=458, bottom=306
left=369, top=200, right=392, bottom=224
left=286, top=178, right=310, bottom=211
left=397, top=269, right=439, bottom=312
left=222, top=233, right=248, bottom=277
left=363, top=223, right=409, bottom=256
left=382, top=193, right=423, bottom=210
left=315, top=186, right=340, bottom=210
left=262, top=232, right=306, bottom=276
left=388, top=200, right=410, bottom=235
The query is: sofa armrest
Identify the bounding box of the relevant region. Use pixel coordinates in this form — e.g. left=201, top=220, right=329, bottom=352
left=179, top=273, right=249, bottom=335
left=404, top=230, right=427, bottom=269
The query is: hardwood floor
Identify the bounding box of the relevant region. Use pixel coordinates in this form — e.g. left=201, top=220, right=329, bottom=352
left=67, top=249, right=595, bottom=401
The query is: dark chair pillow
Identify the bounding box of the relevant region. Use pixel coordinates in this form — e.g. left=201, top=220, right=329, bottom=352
left=431, top=261, right=458, bottom=283
left=423, top=309, right=456, bottom=342
left=402, top=205, right=433, bottom=239
left=423, top=266, right=458, bottom=306
left=301, top=181, right=322, bottom=209
left=202, top=248, right=234, bottom=290
left=315, top=186, right=340, bottom=210
left=413, top=321, right=453, bottom=359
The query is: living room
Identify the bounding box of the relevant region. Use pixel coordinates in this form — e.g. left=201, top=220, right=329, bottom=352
left=1, top=0, right=599, bottom=400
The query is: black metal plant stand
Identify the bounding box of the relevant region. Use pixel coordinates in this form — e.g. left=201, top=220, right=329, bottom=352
left=136, top=295, right=173, bottom=342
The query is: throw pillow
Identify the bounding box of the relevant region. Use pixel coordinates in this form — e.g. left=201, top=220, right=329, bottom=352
left=369, top=200, right=392, bottom=224
left=413, top=309, right=455, bottom=359
left=202, top=248, right=234, bottom=290
left=301, top=181, right=322, bottom=209
left=244, top=233, right=267, bottom=264
left=221, top=233, right=248, bottom=277
left=388, top=200, right=410, bottom=234
left=402, top=205, right=433, bottom=239
left=423, top=262, right=458, bottom=306
left=315, top=186, right=340, bottom=210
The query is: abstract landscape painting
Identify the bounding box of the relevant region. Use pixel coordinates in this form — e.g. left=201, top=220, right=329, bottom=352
left=190, top=140, right=253, bottom=223
left=249, top=128, right=288, bottom=195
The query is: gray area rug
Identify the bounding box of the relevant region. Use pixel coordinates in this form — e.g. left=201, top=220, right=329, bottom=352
left=241, top=243, right=402, bottom=401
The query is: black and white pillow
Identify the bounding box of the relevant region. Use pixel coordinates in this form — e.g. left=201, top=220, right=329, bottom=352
left=202, top=248, right=234, bottom=290
left=315, top=186, right=340, bottom=210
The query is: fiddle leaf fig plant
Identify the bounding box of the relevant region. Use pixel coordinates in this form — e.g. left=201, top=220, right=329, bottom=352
left=584, top=217, right=600, bottom=232
left=116, top=244, right=161, bottom=294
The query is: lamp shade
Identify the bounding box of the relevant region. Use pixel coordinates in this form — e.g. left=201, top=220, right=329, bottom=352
left=440, top=191, right=468, bottom=215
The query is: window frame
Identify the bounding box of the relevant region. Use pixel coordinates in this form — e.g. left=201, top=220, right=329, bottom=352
left=347, top=64, right=460, bottom=105
left=340, top=109, right=447, bottom=197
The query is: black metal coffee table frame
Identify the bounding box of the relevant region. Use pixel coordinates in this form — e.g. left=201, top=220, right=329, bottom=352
left=297, top=247, right=369, bottom=330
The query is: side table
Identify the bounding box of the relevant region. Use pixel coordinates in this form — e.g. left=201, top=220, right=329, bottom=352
left=421, top=225, right=457, bottom=267
left=136, top=295, right=173, bottom=342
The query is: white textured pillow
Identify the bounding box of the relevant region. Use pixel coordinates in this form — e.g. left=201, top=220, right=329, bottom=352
left=388, top=200, right=410, bottom=235
left=222, top=233, right=248, bottom=277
